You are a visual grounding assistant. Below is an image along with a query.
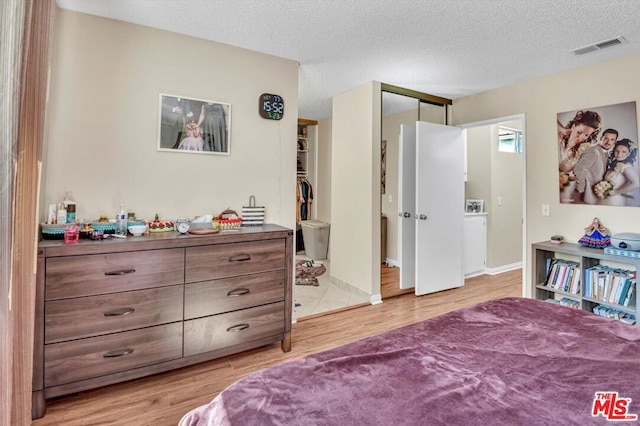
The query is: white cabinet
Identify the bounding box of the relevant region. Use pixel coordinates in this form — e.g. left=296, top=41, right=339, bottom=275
left=463, top=213, right=486, bottom=276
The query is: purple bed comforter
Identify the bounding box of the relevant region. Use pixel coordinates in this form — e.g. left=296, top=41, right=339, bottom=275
left=179, top=297, right=640, bottom=425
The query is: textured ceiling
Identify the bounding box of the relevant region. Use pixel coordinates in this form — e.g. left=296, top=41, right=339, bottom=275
left=56, top=0, right=640, bottom=120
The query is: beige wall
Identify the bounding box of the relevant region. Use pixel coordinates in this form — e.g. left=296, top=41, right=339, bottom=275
left=488, top=123, right=524, bottom=268
left=465, top=126, right=492, bottom=208
left=453, top=52, right=640, bottom=296
left=466, top=123, right=524, bottom=270
left=43, top=9, right=298, bottom=229
left=316, top=117, right=332, bottom=223
left=331, top=82, right=381, bottom=296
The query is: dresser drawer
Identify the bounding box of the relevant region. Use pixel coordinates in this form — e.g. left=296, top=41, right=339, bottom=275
left=44, top=322, right=182, bottom=387
left=45, top=285, right=184, bottom=344
left=185, top=270, right=284, bottom=320
left=184, top=301, right=284, bottom=356
left=185, top=239, right=285, bottom=282
left=45, top=248, right=185, bottom=300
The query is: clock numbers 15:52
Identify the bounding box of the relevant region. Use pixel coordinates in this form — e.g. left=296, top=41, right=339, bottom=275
left=260, top=93, right=284, bottom=120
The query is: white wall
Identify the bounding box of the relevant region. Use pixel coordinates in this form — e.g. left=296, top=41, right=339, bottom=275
left=43, top=9, right=298, bottom=229
left=331, top=82, right=381, bottom=296
left=453, top=52, right=640, bottom=296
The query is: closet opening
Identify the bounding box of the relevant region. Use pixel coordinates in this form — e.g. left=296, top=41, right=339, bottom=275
left=380, top=84, right=451, bottom=299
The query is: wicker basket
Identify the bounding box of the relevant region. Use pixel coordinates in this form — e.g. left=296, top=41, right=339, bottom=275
left=219, top=209, right=242, bottom=230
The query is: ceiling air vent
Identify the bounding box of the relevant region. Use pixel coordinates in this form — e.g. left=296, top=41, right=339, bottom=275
left=570, top=36, right=627, bottom=55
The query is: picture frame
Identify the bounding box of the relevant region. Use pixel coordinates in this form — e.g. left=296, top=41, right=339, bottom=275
left=465, top=199, right=484, bottom=213
left=158, top=93, right=231, bottom=155
left=557, top=101, right=638, bottom=206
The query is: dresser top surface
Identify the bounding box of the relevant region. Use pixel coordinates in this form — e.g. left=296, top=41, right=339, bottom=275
left=39, top=223, right=292, bottom=257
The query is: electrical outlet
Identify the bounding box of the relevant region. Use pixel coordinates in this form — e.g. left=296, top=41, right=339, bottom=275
left=542, top=204, right=550, bottom=216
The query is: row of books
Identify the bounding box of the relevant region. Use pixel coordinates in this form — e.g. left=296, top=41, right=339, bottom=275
left=544, top=258, right=580, bottom=294
left=544, top=297, right=580, bottom=309
left=584, top=265, right=636, bottom=307
left=592, top=304, right=636, bottom=325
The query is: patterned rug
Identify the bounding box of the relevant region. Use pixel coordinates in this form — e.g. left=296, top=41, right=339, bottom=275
left=295, top=260, right=326, bottom=286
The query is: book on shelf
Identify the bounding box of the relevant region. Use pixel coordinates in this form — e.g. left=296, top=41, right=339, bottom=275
left=585, top=265, right=636, bottom=306
left=623, top=280, right=636, bottom=307
left=544, top=258, right=580, bottom=294
left=592, top=304, right=636, bottom=325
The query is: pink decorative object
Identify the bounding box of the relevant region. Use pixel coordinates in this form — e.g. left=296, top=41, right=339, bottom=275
left=64, top=224, right=79, bottom=244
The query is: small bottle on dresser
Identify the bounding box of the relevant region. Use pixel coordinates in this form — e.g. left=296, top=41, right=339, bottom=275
left=63, top=191, right=76, bottom=223
left=115, top=204, right=127, bottom=237
left=56, top=202, right=67, bottom=225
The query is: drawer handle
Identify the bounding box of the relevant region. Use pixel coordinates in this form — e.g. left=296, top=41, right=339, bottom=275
left=104, top=307, right=136, bottom=317
left=104, top=269, right=136, bottom=276
left=228, top=254, right=251, bottom=262
left=226, top=323, right=250, bottom=332
left=227, top=288, right=250, bottom=297
left=103, top=348, right=134, bottom=358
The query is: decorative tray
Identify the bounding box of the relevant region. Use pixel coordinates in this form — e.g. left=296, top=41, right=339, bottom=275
left=188, top=228, right=220, bottom=235
left=40, top=223, right=66, bottom=240
left=90, top=222, right=117, bottom=233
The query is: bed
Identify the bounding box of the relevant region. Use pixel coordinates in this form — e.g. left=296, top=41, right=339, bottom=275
left=179, top=297, right=640, bottom=425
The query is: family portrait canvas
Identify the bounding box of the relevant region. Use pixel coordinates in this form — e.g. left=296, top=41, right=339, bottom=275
left=557, top=101, right=639, bottom=206
left=158, top=94, right=231, bottom=155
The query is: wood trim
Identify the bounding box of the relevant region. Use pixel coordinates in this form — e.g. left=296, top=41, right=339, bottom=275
left=381, top=82, right=452, bottom=106
left=12, top=1, right=54, bottom=424
left=298, top=118, right=318, bottom=125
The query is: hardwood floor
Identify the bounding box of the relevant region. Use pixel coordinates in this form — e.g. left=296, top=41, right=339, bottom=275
left=33, top=269, right=522, bottom=426
left=381, top=263, right=412, bottom=298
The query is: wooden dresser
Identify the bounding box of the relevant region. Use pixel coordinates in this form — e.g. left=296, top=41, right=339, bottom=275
left=33, top=224, right=293, bottom=419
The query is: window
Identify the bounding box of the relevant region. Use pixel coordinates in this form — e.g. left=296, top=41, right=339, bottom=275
left=498, top=127, right=523, bottom=153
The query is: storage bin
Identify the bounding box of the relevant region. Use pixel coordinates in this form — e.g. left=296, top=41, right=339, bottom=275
left=301, top=220, right=330, bottom=260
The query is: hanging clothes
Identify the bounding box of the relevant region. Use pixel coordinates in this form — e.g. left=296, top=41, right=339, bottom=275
left=296, top=178, right=314, bottom=222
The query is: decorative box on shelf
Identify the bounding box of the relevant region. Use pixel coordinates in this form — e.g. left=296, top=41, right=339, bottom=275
left=603, top=246, right=640, bottom=259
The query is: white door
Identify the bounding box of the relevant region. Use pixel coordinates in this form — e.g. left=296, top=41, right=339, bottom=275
left=415, top=122, right=465, bottom=296
left=398, top=125, right=416, bottom=289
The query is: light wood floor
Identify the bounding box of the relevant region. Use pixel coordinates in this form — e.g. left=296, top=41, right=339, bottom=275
left=33, top=269, right=522, bottom=426
left=381, top=264, right=411, bottom=298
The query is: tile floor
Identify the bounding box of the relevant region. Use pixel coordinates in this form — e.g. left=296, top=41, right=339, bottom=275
left=293, top=254, right=371, bottom=320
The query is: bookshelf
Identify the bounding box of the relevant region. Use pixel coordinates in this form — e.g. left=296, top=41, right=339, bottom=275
left=532, top=241, right=638, bottom=326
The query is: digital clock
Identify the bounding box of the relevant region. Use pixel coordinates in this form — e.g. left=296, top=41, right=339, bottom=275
left=259, top=93, right=284, bottom=120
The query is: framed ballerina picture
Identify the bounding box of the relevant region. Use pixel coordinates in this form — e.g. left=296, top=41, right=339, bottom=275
left=557, top=101, right=638, bottom=206
left=158, top=93, right=231, bottom=155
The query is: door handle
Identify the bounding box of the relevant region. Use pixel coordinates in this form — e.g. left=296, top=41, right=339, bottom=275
left=403, top=212, right=411, bottom=218
left=419, top=214, right=427, bottom=220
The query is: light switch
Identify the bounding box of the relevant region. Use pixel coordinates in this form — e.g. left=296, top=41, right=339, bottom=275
left=497, top=196, right=502, bottom=206
left=388, top=195, right=392, bottom=203
left=542, top=204, right=550, bottom=216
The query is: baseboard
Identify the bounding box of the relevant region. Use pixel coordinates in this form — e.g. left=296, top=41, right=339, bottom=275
left=484, top=262, right=523, bottom=275
left=384, top=258, right=399, bottom=267
left=328, top=275, right=372, bottom=301
left=370, top=294, right=382, bottom=305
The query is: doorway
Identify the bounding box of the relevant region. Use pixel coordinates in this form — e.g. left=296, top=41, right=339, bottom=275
left=462, top=116, right=526, bottom=289
left=380, top=109, right=526, bottom=299
left=380, top=87, right=449, bottom=299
